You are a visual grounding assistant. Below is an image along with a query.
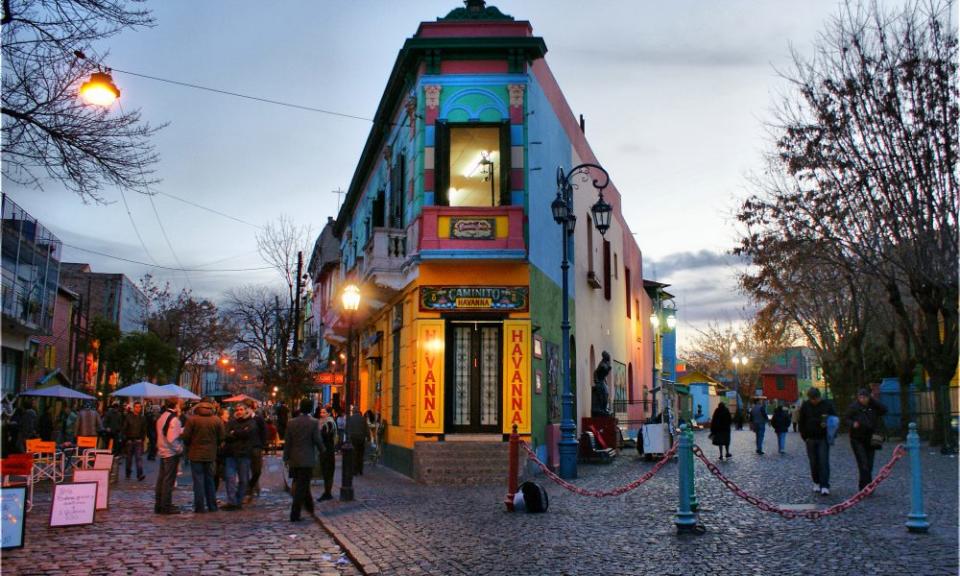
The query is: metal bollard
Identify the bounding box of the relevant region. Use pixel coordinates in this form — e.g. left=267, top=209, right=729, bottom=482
left=905, top=422, right=929, bottom=533
left=686, top=425, right=699, bottom=512
left=675, top=424, right=697, bottom=533
left=505, top=424, right=519, bottom=512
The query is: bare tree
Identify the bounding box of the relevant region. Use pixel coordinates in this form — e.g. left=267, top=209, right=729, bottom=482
left=256, top=215, right=313, bottom=307
left=222, top=284, right=291, bottom=390
left=737, top=0, right=958, bottom=445
left=1, top=0, right=164, bottom=202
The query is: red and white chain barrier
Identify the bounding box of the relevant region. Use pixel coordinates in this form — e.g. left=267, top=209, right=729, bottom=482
left=519, top=441, right=678, bottom=498
left=691, top=443, right=907, bottom=519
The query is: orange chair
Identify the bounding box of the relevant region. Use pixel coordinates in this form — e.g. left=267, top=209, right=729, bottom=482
left=1, top=453, right=35, bottom=511
left=26, top=438, right=65, bottom=483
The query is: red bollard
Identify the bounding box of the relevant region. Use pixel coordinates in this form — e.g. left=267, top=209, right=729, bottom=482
left=505, top=424, right=519, bottom=512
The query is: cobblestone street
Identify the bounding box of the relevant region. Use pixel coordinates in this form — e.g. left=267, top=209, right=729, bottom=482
left=318, top=430, right=958, bottom=576
left=4, top=431, right=956, bottom=576
left=3, top=455, right=359, bottom=576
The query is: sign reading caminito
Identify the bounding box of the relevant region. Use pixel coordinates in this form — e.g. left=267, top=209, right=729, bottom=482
left=420, top=286, right=528, bottom=312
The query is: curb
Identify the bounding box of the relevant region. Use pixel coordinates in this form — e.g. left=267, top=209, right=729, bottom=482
left=313, top=508, right=381, bottom=575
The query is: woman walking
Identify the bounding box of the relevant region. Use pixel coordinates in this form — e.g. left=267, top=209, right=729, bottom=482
left=710, top=402, right=732, bottom=460
left=844, top=388, right=888, bottom=491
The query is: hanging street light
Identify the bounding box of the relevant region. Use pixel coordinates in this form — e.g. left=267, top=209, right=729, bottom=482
left=552, top=162, right=611, bottom=480
left=80, top=71, right=121, bottom=107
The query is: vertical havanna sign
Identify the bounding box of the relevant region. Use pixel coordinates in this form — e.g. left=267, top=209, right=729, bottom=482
left=416, top=320, right=445, bottom=434
left=502, top=320, right=531, bottom=434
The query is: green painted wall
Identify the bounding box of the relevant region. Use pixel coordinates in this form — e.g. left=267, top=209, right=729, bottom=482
left=529, top=265, right=574, bottom=448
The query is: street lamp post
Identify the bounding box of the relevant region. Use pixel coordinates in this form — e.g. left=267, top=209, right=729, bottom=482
left=339, top=283, right=361, bottom=501
left=552, top=163, right=612, bottom=480
left=732, top=354, right=749, bottom=409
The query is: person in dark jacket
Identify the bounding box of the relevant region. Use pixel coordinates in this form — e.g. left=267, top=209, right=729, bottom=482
left=14, top=398, right=38, bottom=452
left=245, top=400, right=267, bottom=502
left=710, top=402, right=732, bottom=460
left=346, top=405, right=369, bottom=475
left=845, top=388, right=888, bottom=491
left=284, top=398, right=323, bottom=522
left=121, top=402, right=148, bottom=480
left=145, top=404, right=159, bottom=461
left=102, top=402, right=123, bottom=453
left=37, top=406, right=54, bottom=441
left=771, top=404, right=792, bottom=455
left=315, top=406, right=337, bottom=502
left=749, top=400, right=769, bottom=455
left=799, top=387, right=836, bottom=495
left=181, top=399, right=224, bottom=513
left=222, top=402, right=257, bottom=510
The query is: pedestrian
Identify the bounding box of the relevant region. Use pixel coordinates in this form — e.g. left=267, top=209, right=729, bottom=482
left=102, top=402, right=123, bottom=453
left=316, top=406, right=337, bottom=502
left=275, top=401, right=290, bottom=441
left=749, top=400, right=769, bottom=455
left=245, top=400, right=267, bottom=503
left=222, top=402, right=257, bottom=510
left=845, top=388, right=888, bottom=491
left=121, top=401, right=148, bottom=480
left=284, top=398, right=323, bottom=522
left=733, top=407, right=745, bottom=431
left=346, top=405, right=368, bottom=475
left=335, top=408, right=346, bottom=450
left=59, top=404, right=78, bottom=446
left=709, top=402, right=732, bottom=460
left=154, top=398, right=184, bottom=515
left=146, top=404, right=159, bottom=461
left=791, top=404, right=800, bottom=432
left=771, top=403, right=791, bottom=455
left=181, top=398, right=224, bottom=513
left=38, top=405, right=54, bottom=441
left=75, top=401, right=102, bottom=438
left=799, top=387, right=836, bottom=495
left=14, top=398, right=38, bottom=452
left=215, top=407, right=230, bottom=491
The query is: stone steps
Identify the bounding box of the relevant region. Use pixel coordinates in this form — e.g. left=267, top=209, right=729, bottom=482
left=413, top=440, right=520, bottom=485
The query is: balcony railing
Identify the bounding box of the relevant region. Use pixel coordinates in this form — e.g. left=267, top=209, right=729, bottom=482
left=418, top=205, right=525, bottom=260
left=360, top=227, right=408, bottom=287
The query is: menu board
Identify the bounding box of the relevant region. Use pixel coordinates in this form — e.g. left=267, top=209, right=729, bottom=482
left=49, top=483, right=97, bottom=527
left=72, top=470, right=110, bottom=510
left=1, top=486, right=27, bottom=549
left=92, top=453, right=113, bottom=470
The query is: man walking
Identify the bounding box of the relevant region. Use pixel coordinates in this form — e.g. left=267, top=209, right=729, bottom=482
left=750, top=399, right=769, bottom=455
left=76, top=401, right=101, bottom=438
left=222, top=402, right=257, bottom=511
left=102, top=402, right=123, bottom=453
left=154, top=398, right=183, bottom=514
left=799, top=388, right=836, bottom=495
left=346, top=405, right=368, bottom=475
left=284, top=398, right=323, bottom=522
left=845, top=388, right=888, bottom=491
left=181, top=399, right=224, bottom=513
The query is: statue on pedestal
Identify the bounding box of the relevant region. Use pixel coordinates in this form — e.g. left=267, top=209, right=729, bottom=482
left=591, top=351, right=612, bottom=417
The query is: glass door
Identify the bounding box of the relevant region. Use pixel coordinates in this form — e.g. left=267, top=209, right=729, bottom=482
left=448, top=322, right=502, bottom=434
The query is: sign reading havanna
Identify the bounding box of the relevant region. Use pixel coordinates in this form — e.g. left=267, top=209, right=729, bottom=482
left=420, top=286, right=528, bottom=312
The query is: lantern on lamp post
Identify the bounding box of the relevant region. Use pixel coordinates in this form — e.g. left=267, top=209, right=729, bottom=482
left=339, top=283, right=361, bottom=502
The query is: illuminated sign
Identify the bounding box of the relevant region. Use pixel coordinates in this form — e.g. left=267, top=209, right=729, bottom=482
left=420, top=286, right=528, bottom=312
left=450, top=217, right=496, bottom=240
left=313, top=372, right=345, bottom=385
left=416, top=321, right=445, bottom=434
left=502, top=320, right=531, bottom=434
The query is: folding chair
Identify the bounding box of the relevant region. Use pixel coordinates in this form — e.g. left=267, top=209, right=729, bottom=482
left=70, top=436, right=104, bottom=470
left=26, top=439, right=65, bottom=483
left=0, top=454, right=34, bottom=511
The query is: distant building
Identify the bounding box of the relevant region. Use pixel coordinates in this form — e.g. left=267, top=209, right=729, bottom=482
left=59, top=263, right=147, bottom=333
left=25, top=286, right=90, bottom=391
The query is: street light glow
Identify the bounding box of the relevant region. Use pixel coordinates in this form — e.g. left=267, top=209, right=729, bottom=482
left=80, top=71, right=120, bottom=106
left=342, top=284, right=361, bottom=311
left=650, top=312, right=660, bottom=329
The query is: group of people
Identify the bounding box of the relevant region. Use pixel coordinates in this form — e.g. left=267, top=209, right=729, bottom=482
left=153, top=397, right=270, bottom=514
left=708, top=387, right=888, bottom=496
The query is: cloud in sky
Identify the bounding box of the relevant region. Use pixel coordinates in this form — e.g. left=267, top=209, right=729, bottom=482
left=646, top=249, right=749, bottom=279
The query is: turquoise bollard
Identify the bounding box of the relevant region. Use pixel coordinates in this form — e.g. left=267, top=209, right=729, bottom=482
left=687, top=425, right=699, bottom=512
left=675, top=423, right=697, bottom=533
left=905, top=422, right=930, bottom=533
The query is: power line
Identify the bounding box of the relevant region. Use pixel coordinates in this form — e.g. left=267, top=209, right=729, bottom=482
left=62, top=242, right=274, bottom=272
left=155, top=191, right=264, bottom=229
left=112, top=68, right=375, bottom=122
left=117, top=187, right=158, bottom=269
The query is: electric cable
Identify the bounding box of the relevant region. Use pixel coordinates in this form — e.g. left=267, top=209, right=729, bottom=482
left=117, top=186, right=158, bottom=269
left=62, top=242, right=273, bottom=272
left=155, top=190, right=264, bottom=229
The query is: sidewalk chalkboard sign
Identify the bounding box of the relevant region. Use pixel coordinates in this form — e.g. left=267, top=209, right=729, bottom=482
left=72, top=469, right=110, bottom=510
left=49, top=482, right=97, bottom=527
left=1, top=486, right=27, bottom=549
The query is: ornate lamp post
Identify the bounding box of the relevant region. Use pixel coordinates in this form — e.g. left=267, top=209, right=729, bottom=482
left=732, top=353, right=749, bottom=409
left=552, top=163, right=612, bottom=480
left=339, top=283, right=361, bottom=501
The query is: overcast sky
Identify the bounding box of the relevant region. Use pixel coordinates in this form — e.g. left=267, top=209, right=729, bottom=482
left=4, top=0, right=891, bottom=346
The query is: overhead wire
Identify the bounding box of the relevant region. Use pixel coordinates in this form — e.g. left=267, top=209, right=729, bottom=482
left=62, top=242, right=274, bottom=272
left=116, top=186, right=158, bottom=269
left=154, top=191, right=264, bottom=229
